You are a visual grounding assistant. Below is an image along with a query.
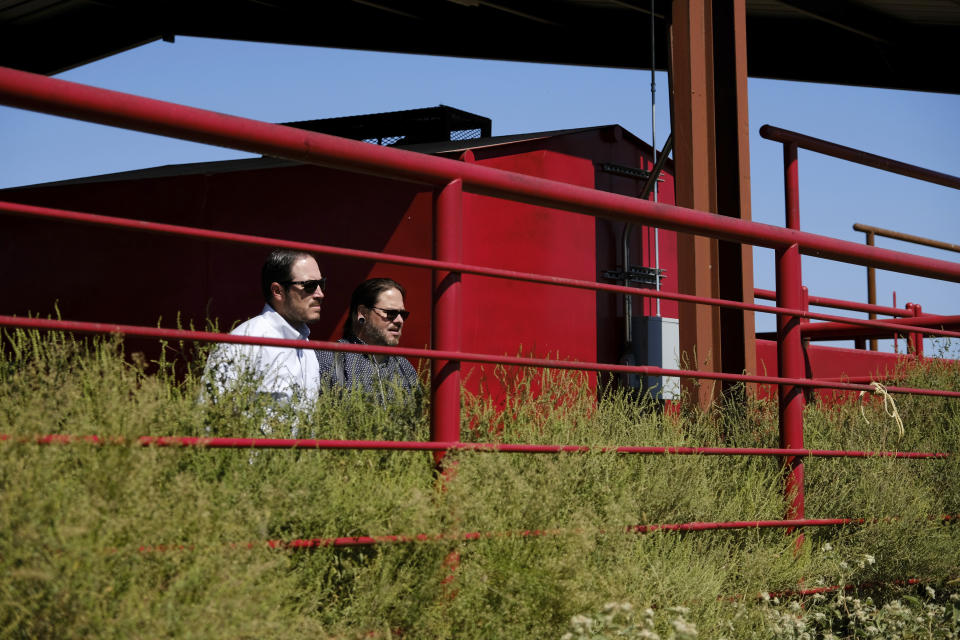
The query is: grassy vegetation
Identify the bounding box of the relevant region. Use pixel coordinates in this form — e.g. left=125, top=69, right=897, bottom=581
left=1, top=330, right=959, bottom=638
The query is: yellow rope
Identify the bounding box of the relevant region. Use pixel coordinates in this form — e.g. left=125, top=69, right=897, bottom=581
left=859, top=381, right=905, bottom=439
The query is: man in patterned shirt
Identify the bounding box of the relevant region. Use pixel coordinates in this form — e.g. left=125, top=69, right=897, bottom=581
left=317, top=277, right=419, bottom=405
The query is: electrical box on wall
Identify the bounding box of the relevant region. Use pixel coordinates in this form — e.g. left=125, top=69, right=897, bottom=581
left=632, top=315, right=680, bottom=400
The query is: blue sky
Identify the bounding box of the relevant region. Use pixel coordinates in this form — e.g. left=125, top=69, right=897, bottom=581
left=2, top=37, right=958, bottom=349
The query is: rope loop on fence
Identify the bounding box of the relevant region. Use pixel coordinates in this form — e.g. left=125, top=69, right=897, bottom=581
left=859, top=381, right=905, bottom=439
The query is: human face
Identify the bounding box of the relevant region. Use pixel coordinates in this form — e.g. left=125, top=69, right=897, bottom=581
left=271, top=256, right=324, bottom=326
left=358, top=287, right=406, bottom=346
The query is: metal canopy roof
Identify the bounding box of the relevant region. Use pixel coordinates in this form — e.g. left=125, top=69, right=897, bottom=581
left=2, top=0, right=959, bottom=94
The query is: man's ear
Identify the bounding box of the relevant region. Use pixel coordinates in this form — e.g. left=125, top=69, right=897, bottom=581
left=270, top=282, right=285, bottom=300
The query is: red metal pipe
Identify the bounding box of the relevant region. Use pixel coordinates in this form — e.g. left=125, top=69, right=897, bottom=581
left=815, top=374, right=915, bottom=384
left=7, top=433, right=948, bottom=459
left=800, top=286, right=810, bottom=326
left=138, top=518, right=870, bottom=553
left=291, top=518, right=864, bottom=548
left=910, top=304, right=925, bottom=358
left=755, top=288, right=911, bottom=318
left=3, top=200, right=956, bottom=339
left=796, top=313, right=960, bottom=341
left=769, top=578, right=924, bottom=599
left=778, top=143, right=806, bottom=524
left=5, top=315, right=960, bottom=398
left=432, top=180, right=463, bottom=462
left=2, top=67, right=960, bottom=282
left=134, top=514, right=960, bottom=553
left=760, top=125, right=960, bottom=191
left=865, top=230, right=878, bottom=350
left=854, top=222, right=960, bottom=255
left=626, top=518, right=857, bottom=534
left=894, top=291, right=900, bottom=352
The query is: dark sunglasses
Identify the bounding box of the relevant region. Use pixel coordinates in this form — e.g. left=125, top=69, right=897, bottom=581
left=371, top=306, right=410, bottom=322
left=281, top=278, right=327, bottom=294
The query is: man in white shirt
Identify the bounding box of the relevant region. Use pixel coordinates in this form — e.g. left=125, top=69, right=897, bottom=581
left=204, top=249, right=325, bottom=406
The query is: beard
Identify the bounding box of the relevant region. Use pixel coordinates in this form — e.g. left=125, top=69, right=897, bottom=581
left=361, top=322, right=400, bottom=346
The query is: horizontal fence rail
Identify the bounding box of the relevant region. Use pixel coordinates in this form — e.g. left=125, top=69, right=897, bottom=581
left=2, top=66, right=960, bottom=282
left=129, top=519, right=888, bottom=553
left=4, top=199, right=959, bottom=341
left=119, top=515, right=957, bottom=552
left=854, top=223, right=960, bottom=255
left=754, top=287, right=911, bottom=318
left=797, top=313, right=960, bottom=341
left=5, top=315, right=960, bottom=398
left=759, top=125, right=960, bottom=191
left=770, top=578, right=926, bottom=600
left=2, top=433, right=949, bottom=459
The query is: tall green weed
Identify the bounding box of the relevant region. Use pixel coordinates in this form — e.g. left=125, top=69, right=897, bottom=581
left=1, top=330, right=958, bottom=638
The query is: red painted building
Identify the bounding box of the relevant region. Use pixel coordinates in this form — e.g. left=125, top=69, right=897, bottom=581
left=1, top=110, right=679, bottom=401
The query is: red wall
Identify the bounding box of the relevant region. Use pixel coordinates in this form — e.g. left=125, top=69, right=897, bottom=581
left=459, top=150, right=598, bottom=401
left=1, top=164, right=434, bottom=352
left=1, top=129, right=679, bottom=404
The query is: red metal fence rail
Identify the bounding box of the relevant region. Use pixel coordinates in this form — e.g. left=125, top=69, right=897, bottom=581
left=758, top=125, right=960, bottom=191
left=759, top=125, right=960, bottom=357
left=760, top=125, right=960, bottom=518
left=3, top=199, right=958, bottom=343
left=851, top=222, right=960, bottom=350
left=755, top=287, right=911, bottom=318
left=5, top=315, right=959, bottom=399
left=1, top=66, right=958, bottom=553
left=2, top=67, right=958, bottom=280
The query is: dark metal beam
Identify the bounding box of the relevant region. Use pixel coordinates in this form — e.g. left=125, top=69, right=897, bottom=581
left=605, top=0, right=667, bottom=20
left=671, top=0, right=722, bottom=407
left=350, top=0, right=424, bottom=20
left=745, top=16, right=960, bottom=94
left=713, top=0, right=756, bottom=392
left=1, top=0, right=958, bottom=94
left=775, top=0, right=902, bottom=44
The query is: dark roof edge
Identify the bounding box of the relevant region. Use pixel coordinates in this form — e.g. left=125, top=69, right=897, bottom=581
left=2, top=124, right=668, bottom=190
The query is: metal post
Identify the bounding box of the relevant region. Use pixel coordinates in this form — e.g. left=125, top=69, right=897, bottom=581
left=893, top=291, right=898, bottom=353
left=800, top=285, right=812, bottom=403
left=778, top=142, right=805, bottom=524
left=432, top=179, right=463, bottom=465
left=866, top=230, right=877, bottom=351
left=671, top=0, right=723, bottom=408
left=906, top=303, right=916, bottom=355
left=908, top=303, right=925, bottom=358
left=434, top=179, right=464, bottom=599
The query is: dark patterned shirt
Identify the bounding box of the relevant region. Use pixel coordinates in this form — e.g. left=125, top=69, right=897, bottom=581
left=316, top=336, right=420, bottom=406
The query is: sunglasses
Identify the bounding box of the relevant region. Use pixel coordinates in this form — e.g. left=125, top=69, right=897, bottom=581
left=282, top=278, right=327, bottom=294
left=370, top=306, right=410, bottom=322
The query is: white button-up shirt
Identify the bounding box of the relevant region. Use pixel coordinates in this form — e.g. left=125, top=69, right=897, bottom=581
left=204, top=304, right=320, bottom=404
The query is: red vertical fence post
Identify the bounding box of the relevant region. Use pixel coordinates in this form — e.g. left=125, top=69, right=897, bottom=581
left=893, top=291, right=899, bottom=353
left=909, top=303, right=925, bottom=358
left=433, top=179, right=464, bottom=600
left=800, top=285, right=813, bottom=402
left=432, top=179, right=464, bottom=466
left=865, top=230, right=878, bottom=351
left=777, top=142, right=806, bottom=528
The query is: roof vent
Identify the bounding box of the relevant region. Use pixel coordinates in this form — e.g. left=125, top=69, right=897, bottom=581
left=281, top=105, right=491, bottom=147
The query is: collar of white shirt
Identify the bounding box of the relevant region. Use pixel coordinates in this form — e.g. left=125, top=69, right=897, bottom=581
left=260, top=304, right=310, bottom=341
